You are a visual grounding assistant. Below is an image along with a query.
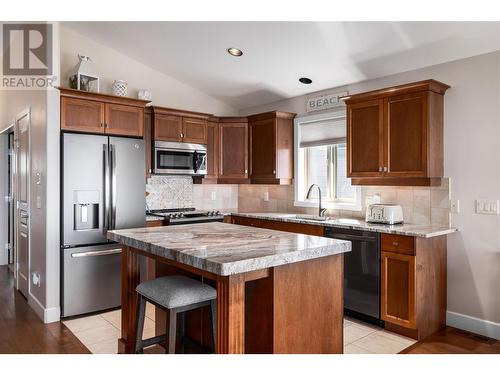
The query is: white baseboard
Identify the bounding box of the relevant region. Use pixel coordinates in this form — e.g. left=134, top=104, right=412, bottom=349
left=28, top=293, right=61, bottom=324
left=447, top=310, right=500, bottom=340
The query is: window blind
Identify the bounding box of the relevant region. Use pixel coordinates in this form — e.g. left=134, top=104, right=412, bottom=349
left=298, top=113, right=346, bottom=148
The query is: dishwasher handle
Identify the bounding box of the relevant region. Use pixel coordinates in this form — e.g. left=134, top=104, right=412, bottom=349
left=324, top=230, right=378, bottom=242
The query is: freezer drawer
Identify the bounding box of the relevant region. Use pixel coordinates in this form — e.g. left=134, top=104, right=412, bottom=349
left=62, top=244, right=121, bottom=317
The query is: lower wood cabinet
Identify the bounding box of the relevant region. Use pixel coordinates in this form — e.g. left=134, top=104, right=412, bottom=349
left=380, top=233, right=446, bottom=340
left=381, top=251, right=416, bottom=329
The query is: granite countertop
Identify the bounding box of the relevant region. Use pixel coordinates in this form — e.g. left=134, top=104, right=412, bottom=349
left=229, top=213, right=458, bottom=238
left=107, top=222, right=351, bottom=276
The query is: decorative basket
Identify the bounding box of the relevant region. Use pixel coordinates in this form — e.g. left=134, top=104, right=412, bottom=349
left=112, top=80, right=128, bottom=96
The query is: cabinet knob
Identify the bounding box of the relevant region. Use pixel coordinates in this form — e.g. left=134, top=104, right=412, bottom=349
left=180, top=133, right=184, bottom=138
left=383, top=166, right=388, bottom=172
left=148, top=169, right=152, bottom=174
left=273, top=170, right=276, bottom=174
left=392, top=241, right=399, bottom=247
left=245, top=169, right=248, bottom=174
left=378, top=166, right=383, bottom=172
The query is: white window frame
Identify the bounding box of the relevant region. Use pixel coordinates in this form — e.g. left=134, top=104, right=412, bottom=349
left=294, top=111, right=362, bottom=211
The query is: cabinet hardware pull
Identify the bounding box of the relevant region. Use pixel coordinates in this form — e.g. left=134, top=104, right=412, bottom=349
left=378, top=166, right=383, bottom=172
left=273, top=170, right=276, bottom=174
left=392, top=241, right=399, bottom=247
left=383, top=166, right=388, bottom=172
left=245, top=169, right=248, bottom=174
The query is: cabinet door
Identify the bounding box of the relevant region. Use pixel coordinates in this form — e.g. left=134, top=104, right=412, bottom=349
left=205, top=121, right=219, bottom=179
left=182, top=117, right=207, bottom=144
left=218, top=123, right=248, bottom=179
left=381, top=251, right=416, bottom=329
left=385, top=92, right=427, bottom=176
left=105, top=103, right=143, bottom=137
left=61, top=97, right=104, bottom=134
left=249, top=118, right=276, bottom=180
left=154, top=114, right=183, bottom=142
left=347, top=99, right=384, bottom=177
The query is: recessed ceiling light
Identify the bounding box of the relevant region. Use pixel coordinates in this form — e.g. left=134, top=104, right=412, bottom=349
left=227, top=47, right=243, bottom=57
left=299, top=77, right=312, bottom=84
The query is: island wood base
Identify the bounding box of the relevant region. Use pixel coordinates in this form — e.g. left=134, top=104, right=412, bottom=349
left=118, top=245, right=344, bottom=354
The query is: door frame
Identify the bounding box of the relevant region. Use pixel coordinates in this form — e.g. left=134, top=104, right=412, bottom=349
left=13, top=108, right=31, bottom=294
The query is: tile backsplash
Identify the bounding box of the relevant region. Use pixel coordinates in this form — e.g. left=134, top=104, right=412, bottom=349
left=146, top=176, right=238, bottom=211
left=238, top=179, right=451, bottom=226
left=146, top=175, right=451, bottom=226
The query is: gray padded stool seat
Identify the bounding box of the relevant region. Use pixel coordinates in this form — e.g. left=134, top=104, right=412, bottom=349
left=134, top=275, right=217, bottom=354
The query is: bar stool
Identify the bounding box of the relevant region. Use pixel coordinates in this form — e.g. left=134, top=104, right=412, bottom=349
left=135, top=275, right=217, bottom=354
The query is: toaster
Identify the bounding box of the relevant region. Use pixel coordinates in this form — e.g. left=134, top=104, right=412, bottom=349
left=365, top=204, right=404, bottom=225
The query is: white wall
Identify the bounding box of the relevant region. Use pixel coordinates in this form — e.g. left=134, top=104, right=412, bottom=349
left=60, top=25, right=238, bottom=116
left=241, top=51, right=500, bottom=329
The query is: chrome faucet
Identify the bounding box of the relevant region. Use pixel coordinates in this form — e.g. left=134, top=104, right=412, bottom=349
left=306, top=184, right=327, bottom=217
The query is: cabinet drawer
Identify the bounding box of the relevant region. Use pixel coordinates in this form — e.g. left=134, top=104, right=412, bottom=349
left=381, top=234, right=415, bottom=255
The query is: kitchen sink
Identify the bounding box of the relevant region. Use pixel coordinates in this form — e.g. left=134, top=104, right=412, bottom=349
left=295, top=214, right=332, bottom=222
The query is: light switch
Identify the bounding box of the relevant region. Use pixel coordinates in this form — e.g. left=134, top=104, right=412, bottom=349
left=450, top=200, right=460, bottom=214
left=475, top=199, right=499, bottom=215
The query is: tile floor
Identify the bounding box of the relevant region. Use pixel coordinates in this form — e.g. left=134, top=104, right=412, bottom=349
left=63, top=308, right=416, bottom=354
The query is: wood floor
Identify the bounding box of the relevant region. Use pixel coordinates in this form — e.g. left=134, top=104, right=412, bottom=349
left=401, top=326, right=500, bottom=354
left=0, top=265, right=89, bottom=354
left=0, top=265, right=498, bottom=354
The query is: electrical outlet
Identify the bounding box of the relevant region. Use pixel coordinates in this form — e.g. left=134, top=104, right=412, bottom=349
left=263, top=192, right=269, bottom=202
left=450, top=199, right=460, bottom=214
left=32, top=271, right=41, bottom=287
left=210, top=191, right=216, bottom=201
left=475, top=199, right=499, bottom=215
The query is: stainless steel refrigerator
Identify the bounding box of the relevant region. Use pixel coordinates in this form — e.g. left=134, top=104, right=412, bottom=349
left=61, top=133, right=145, bottom=317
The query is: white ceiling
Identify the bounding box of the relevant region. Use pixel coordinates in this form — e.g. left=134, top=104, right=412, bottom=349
left=63, top=22, right=500, bottom=110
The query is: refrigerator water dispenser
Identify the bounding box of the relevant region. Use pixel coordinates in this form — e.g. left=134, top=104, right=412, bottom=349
left=73, top=190, right=99, bottom=231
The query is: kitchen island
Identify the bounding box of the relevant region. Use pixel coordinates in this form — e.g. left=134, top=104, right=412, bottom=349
left=108, top=222, right=351, bottom=354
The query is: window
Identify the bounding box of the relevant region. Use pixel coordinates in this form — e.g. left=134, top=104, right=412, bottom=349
left=294, top=111, right=361, bottom=210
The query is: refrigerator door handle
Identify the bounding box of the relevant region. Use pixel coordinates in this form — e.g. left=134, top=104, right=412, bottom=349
left=110, top=144, right=117, bottom=230
left=103, top=144, right=110, bottom=234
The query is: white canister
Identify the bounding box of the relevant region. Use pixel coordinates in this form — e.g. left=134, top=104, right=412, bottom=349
left=112, top=80, right=128, bottom=96
left=138, top=89, right=152, bottom=101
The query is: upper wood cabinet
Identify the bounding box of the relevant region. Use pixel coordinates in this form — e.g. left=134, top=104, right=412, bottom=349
left=218, top=118, right=249, bottom=183
left=344, top=80, right=449, bottom=186
left=248, top=111, right=295, bottom=185
left=151, top=106, right=209, bottom=145
left=204, top=117, right=219, bottom=181
left=59, top=87, right=150, bottom=137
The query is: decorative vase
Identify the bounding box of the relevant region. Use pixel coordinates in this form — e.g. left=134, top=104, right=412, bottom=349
left=112, top=80, right=128, bottom=96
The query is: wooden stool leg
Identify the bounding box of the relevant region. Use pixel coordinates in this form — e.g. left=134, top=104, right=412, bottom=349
left=165, top=308, right=177, bottom=354
left=135, top=295, right=146, bottom=353
left=210, top=299, right=217, bottom=352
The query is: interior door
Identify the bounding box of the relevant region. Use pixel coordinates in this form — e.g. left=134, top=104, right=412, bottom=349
left=347, top=99, right=384, bottom=177
left=7, top=131, right=15, bottom=265
left=14, top=110, right=30, bottom=298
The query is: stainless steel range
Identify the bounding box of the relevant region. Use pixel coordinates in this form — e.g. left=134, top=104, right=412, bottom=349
left=148, top=208, right=224, bottom=225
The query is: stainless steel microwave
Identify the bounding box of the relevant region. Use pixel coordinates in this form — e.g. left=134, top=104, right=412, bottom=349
left=154, top=141, right=207, bottom=175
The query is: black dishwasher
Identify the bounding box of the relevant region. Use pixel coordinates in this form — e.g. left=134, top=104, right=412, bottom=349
left=324, top=227, right=383, bottom=326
